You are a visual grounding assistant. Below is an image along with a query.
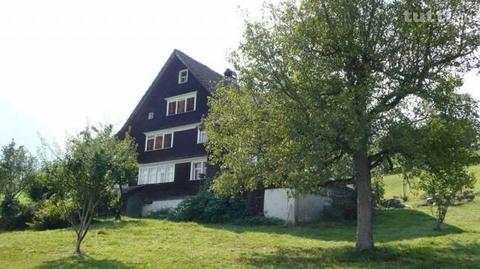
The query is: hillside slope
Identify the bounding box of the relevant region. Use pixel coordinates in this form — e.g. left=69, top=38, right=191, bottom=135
left=1, top=167, right=479, bottom=268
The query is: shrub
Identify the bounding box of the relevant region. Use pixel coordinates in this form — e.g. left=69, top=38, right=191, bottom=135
left=0, top=194, right=33, bottom=230
left=25, top=171, right=58, bottom=202
left=29, top=197, right=74, bottom=230
left=372, top=177, right=386, bottom=208
left=173, top=191, right=249, bottom=223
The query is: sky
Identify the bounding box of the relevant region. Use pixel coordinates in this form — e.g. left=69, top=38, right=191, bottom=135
left=0, top=0, right=479, bottom=152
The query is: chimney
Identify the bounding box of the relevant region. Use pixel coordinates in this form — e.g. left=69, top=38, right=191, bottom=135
left=223, top=68, right=237, bottom=80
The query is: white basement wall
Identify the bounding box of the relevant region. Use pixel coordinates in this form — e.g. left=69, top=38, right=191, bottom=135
left=141, top=198, right=184, bottom=216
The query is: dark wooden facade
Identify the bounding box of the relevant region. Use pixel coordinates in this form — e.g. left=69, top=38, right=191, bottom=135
left=118, top=49, right=222, bottom=205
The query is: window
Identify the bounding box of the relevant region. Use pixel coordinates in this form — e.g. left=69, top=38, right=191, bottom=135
left=145, top=132, right=173, bottom=151
left=138, top=164, right=175, bottom=184
left=177, top=99, right=185, bottom=114
left=146, top=136, right=155, bottom=151
left=164, top=133, right=172, bottom=148
left=168, top=102, right=176, bottom=115
left=165, top=92, right=196, bottom=116
left=186, top=97, right=195, bottom=111
left=178, top=69, right=188, bottom=84
left=148, top=112, right=154, bottom=120
left=197, top=128, right=207, bottom=144
left=154, top=136, right=163, bottom=150
left=191, top=161, right=207, bottom=180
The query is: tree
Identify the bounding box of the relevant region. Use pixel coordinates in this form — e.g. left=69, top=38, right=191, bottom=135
left=48, top=124, right=137, bottom=254
left=108, top=133, right=138, bottom=220
left=205, top=0, right=480, bottom=251
left=401, top=111, right=479, bottom=230
left=0, top=140, right=37, bottom=198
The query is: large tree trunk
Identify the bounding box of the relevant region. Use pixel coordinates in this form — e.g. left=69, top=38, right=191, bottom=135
left=354, top=150, right=374, bottom=251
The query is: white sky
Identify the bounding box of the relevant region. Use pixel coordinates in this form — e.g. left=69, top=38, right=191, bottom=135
left=0, top=0, right=479, bottom=151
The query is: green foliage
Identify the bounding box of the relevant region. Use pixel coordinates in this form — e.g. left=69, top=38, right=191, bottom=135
left=29, top=196, right=75, bottom=230
left=206, top=0, right=480, bottom=194
left=399, top=116, right=480, bottom=229
left=205, top=0, right=480, bottom=250
left=0, top=140, right=37, bottom=198
left=416, top=169, right=476, bottom=230
left=173, top=191, right=249, bottom=223
left=25, top=169, right=59, bottom=202
left=43, top=124, right=138, bottom=254
left=372, top=177, right=386, bottom=208
left=0, top=194, right=33, bottom=230
left=2, top=171, right=480, bottom=269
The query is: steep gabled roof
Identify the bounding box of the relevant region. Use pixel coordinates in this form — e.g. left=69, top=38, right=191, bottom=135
left=174, top=49, right=222, bottom=92
left=117, top=49, right=222, bottom=136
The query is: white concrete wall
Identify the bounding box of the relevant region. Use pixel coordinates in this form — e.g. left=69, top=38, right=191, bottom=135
left=141, top=198, right=184, bottom=216
left=263, top=188, right=296, bottom=223
left=264, top=188, right=333, bottom=224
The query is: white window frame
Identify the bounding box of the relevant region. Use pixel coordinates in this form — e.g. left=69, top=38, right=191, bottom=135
left=197, top=128, right=207, bottom=144
left=148, top=112, right=154, bottom=120
left=144, top=132, right=174, bottom=152
left=137, top=156, right=207, bottom=185
left=191, top=161, right=207, bottom=181
left=178, top=69, right=188, bottom=84
left=165, top=91, right=197, bottom=116
left=138, top=163, right=175, bottom=184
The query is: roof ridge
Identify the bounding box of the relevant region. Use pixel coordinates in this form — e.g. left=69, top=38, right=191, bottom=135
left=173, top=49, right=223, bottom=91
left=174, top=49, right=222, bottom=77
left=117, top=49, right=224, bottom=137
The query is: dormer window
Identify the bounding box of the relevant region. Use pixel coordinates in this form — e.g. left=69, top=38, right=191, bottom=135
left=178, top=69, right=188, bottom=84
left=148, top=112, right=154, bottom=120
left=165, top=91, right=197, bottom=116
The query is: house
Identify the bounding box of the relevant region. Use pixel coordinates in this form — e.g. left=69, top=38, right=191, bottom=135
left=118, top=49, right=351, bottom=222
left=117, top=49, right=225, bottom=217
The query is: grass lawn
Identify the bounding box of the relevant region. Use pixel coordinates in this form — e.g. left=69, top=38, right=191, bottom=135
left=1, top=169, right=480, bottom=268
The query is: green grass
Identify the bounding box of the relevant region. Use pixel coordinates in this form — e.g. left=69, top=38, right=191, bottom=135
left=1, top=169, right=480, bottom=268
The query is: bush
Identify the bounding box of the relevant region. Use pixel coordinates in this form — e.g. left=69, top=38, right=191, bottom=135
left=173, top=191, right=249, bottom=223
left=29, top=197, right=73, bottom=230
left=372, top=177, right=385, bottom=208
left=0, top=194, right=33, bottom=230
left=25, top=171, right=58, bottom=202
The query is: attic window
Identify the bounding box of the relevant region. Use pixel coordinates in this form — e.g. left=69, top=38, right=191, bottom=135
left=178, top=69, right=188, bottom=84
left=165, top=91, right=197, bottom=116
left=148, top=112, right=154, bottom=120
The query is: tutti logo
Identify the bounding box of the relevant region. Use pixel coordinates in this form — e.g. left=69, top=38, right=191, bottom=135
left=403, top=10, right=447, bottom=23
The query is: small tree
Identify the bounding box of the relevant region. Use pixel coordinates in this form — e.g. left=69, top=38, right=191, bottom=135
left=49, top=124, right=137, bottom=254
left=417, top=168, right=475, bottom=230
left=403, top=114, right=479, bottom=230
left=0, top=140, right=37, bottom=198
left=108, top=133, right=138, bottom=220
